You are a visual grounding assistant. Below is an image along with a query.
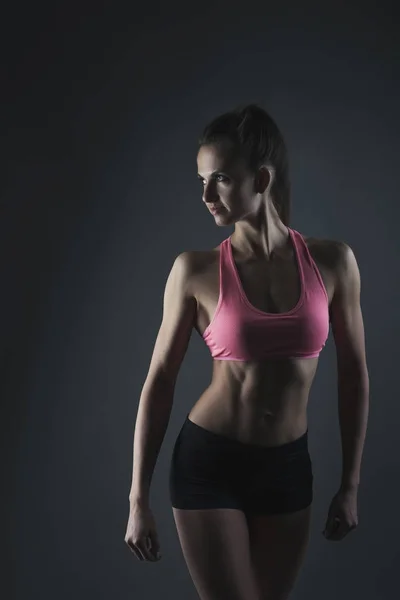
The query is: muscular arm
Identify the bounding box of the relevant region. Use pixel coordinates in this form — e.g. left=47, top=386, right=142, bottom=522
left=330, top=242, right=370, bottom=490
left=129, top=252, right=197, bottom=505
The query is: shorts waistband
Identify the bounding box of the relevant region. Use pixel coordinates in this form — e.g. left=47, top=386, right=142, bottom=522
left=182, top=414, right=309, bottom=456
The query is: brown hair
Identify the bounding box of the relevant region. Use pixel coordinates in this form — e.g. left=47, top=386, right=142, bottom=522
left=198, top=103, right=291, bottom=226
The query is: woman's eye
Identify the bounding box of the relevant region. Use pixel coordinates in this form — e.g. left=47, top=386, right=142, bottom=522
left=200, top=175, right=226, bottom=185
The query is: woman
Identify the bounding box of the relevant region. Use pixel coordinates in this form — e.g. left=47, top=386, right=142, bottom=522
left=125, top=104, right=369, bottom=600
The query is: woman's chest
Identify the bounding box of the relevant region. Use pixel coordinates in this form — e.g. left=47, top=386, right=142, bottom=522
left=192, top=236, right=337, bottom=336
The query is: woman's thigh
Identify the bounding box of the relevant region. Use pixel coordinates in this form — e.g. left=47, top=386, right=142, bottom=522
left=241, top=431, right=314, bottom=599
left=246, top=504, right=312, bottom=600
left=172, top=507, right=261, bottom=600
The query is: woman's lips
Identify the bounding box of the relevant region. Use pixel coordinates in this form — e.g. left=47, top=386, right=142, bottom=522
left=209, top=206, right=223, bottom=215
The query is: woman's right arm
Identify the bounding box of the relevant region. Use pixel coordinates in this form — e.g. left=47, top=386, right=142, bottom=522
left=128, top=251, right=197, bottom=508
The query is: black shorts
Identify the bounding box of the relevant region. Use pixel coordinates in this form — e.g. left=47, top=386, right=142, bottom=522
left=169, top=414, right=313, bottom=515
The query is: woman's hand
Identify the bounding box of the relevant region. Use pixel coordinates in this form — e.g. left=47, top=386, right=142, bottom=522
left=124, top=501, right=162, bottom=562
left=322, top=486, right=359, bottom=541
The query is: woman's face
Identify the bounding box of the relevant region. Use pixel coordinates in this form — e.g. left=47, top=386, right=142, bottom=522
left=197, top=141, right=261, bottom=226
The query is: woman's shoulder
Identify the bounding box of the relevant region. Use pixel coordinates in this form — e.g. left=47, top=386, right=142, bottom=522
left=174, top=248, right=219, bottom=287
left=301, top=232, right=348, bottom=272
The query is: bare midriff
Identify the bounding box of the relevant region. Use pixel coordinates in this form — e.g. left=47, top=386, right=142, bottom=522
left=188, top=356, right=319, bottom=447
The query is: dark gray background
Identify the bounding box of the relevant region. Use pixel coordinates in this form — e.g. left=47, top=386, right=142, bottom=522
left=3, top=1, right=398, bottom=598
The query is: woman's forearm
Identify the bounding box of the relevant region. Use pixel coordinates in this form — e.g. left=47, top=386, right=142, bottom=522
left=129, top=374, right=175, bottom=506
left=338, top=370, right=370, bottom=490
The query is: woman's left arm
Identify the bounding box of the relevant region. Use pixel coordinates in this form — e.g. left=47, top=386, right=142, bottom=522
left=329, top=241, right=370, bottom=492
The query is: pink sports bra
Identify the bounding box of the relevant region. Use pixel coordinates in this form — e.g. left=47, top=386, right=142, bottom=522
left=202, top=227, right=330, bottom=361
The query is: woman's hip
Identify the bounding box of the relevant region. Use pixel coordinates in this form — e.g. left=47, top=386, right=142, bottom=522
left=169, top=413, right=313, bottom=491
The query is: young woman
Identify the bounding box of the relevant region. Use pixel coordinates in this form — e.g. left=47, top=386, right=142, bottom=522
left=125, top=104, right=369, bottom=600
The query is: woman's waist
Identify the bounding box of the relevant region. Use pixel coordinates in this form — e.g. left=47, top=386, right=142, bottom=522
left=188, top=385, right=309, bottom=448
